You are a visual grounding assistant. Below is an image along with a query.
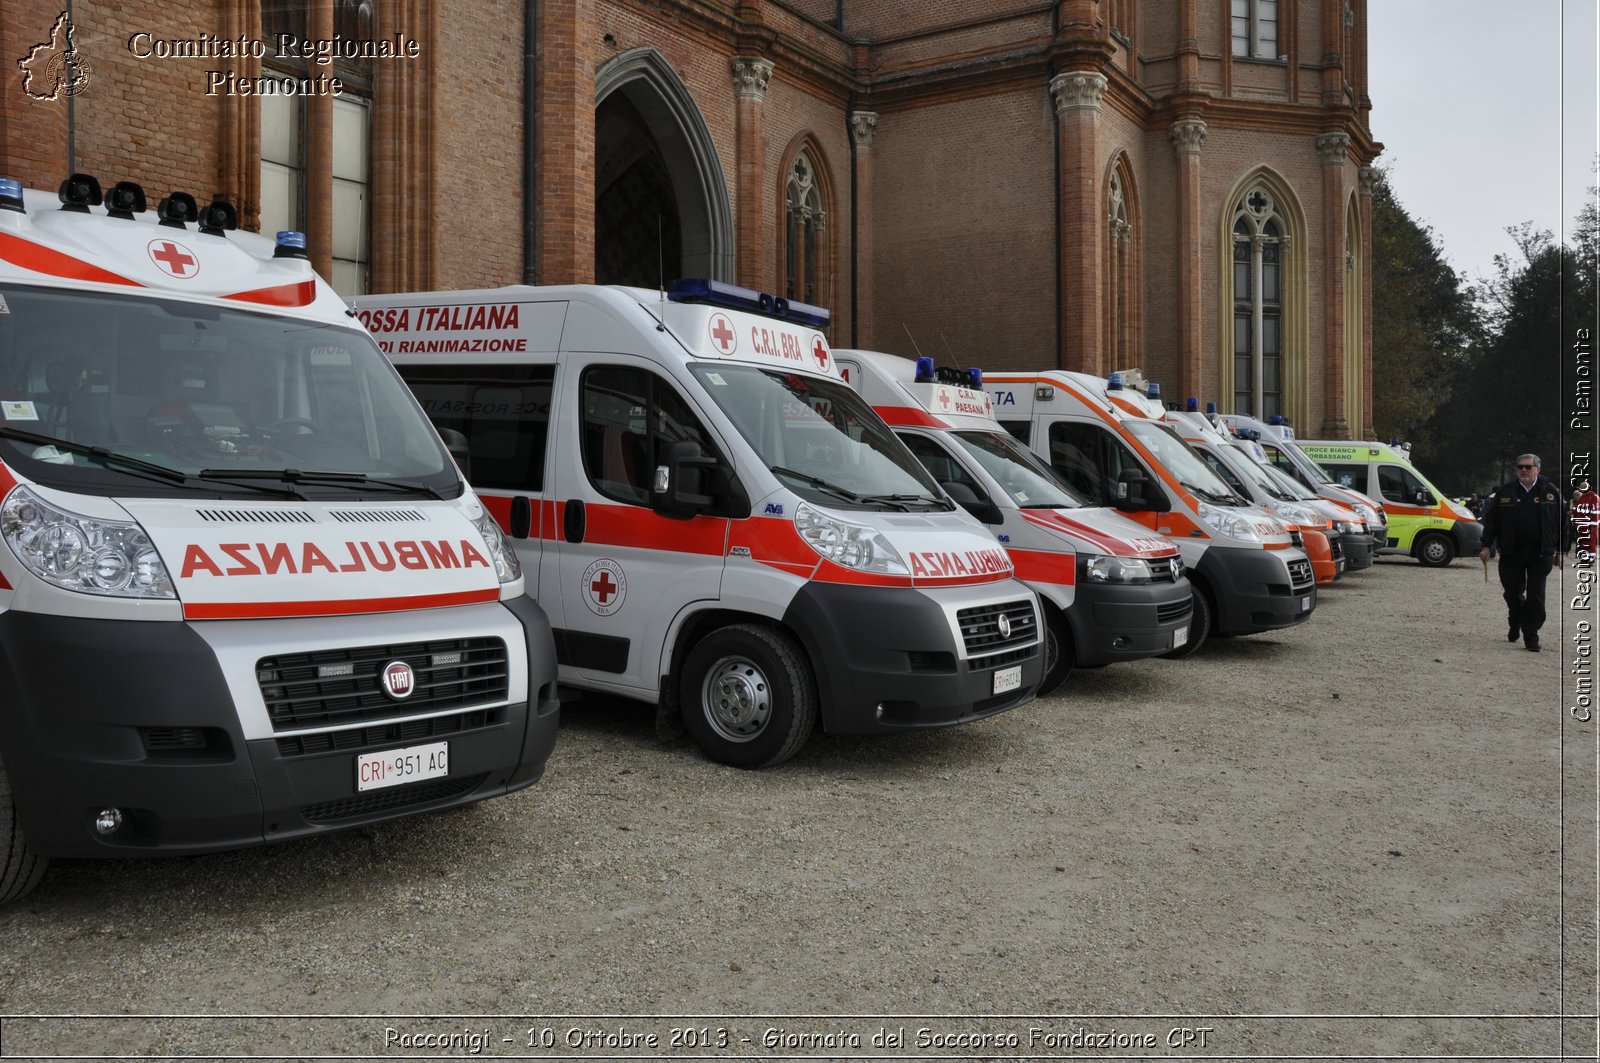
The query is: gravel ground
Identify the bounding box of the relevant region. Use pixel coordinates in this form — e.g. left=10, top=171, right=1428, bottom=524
left=0, top=555, right=1594, bottom=1060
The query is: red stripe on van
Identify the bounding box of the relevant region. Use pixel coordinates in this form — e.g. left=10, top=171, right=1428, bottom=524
left=872, top=404, right=946, bottom=428
left=183, top=587, right=501, bottom=619
left=583, top=504, right=727, bottom=555
left=0, top=231, right=143, bottom=287
left=222, top=280, right=317, bottom=307
left=1009, top=548, right=1076, bottom=586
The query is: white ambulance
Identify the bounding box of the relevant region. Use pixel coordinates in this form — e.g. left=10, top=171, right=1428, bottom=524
left=981, top=369, right=1316, bottom=646
left=362, top=280, right=1044, bottom=769
left=835, top=349, right=1194, bottom=689
left=0, top=174, right=559, bottom=903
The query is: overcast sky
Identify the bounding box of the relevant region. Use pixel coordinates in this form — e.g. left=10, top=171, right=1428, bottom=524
left=1367, top=0, right=1598, bottom=287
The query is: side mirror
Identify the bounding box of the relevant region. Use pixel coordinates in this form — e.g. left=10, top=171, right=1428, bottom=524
left=652, top=440, right=748, bottom=520
left=438, top=427, right=471, bottom=481
left=942, top=480, right=1003, bottom=525
left=1114, top=467, right=1168, bottom=512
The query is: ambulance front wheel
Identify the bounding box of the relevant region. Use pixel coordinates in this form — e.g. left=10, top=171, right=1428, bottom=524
left=0, top=753, right=48, bottom=905
left=1415, top=532, right=1456, bottom=567
left=1160, top=587, right=1212, bottom=660
left=680, top=624, right=818, bottom=769
left=1039, top=607, right=1074, bottom=696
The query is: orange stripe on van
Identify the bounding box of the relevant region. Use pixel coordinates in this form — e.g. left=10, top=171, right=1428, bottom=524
left=0, top=231, right=143, bottom=287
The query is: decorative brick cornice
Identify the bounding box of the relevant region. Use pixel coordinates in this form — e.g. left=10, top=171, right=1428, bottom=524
left=1169, top=117, right=1207, bottom=156
left=1316, top=132, right=1350, bottom=165
left=850, top=110, right=878, bottom=148
left=1049, top=71, right=1107, bottom=115
left=731, top=57, right=773, bottom=101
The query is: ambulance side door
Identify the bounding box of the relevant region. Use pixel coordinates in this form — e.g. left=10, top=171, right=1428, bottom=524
left=550, top=354, right=730, bottom=694
left=395, top=361, right=555, bottom=598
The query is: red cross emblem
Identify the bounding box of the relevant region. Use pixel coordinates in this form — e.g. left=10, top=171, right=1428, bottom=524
left=708, top=313, right=737, bottom=354
left=590, top=570, right=617, bottom=603
left=581, top=558, right=627, bottom=615
left=148, top=239, right=198, bottom=278
left=938, top=390, right=951, bottom=410
left=812, top=338, right=829, bottom=369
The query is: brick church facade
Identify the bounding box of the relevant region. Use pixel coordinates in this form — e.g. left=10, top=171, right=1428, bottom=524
left=1, top=0, right=1379, bottom=437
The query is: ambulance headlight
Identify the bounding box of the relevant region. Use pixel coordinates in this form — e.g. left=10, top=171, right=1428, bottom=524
left=1346, top=500, right=1378, bottom=525
left=795, top=503, right=908, bottom=574
left=1196, top=502, right=1267, bottom=543
left=1078, top=553, right=1153, bottom=584
left=1, top=486, right=174, bottom=597
left=472, top=509, right=521, bottom=584
left=1335, top=520, right=1363, bottom=535
left=1270, top=501, right=1320, bottom=527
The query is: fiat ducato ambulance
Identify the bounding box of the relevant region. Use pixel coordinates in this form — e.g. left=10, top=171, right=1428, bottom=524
left=981, top=370, right=1316, bottom=648
left=363, top=280, right=1043, bottom=768
left=836, top=349, right=1194, bottom=688
left=1164, top=410, right=1343, bottom=585
left=1216, top=412, right=1387, bottom=558
left=1295, top=440, right=1480, bottom=567
left=0, top=175, right=559, bottom=903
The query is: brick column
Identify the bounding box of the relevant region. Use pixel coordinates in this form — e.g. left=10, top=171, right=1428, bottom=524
left=1050, top=71, right=1106, bottom=376
left=1358, top=165, right=1376, bottom=438
left=304, top=0, right=335, bottom=279
left=731, top=57, right=773, bottom=291
left=370, top=0, right=437, bottom=292
left=535, top=0, right=596, bottom=284
left=217, top=0, right=261, bottom=225
left=850, top=110, right=877, bottom=350
left=1317, top=132, right=1350, bottom=439
left=1169, top=117, right=1206, bottom=407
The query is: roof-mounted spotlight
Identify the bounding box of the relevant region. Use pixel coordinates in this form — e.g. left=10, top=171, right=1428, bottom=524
left=199, top=199, right=238, bottom=236
left=58, top=173, right=102, bottom=212
left=157, top=193, right=198, bottom=228
left=105, top=181, right=147, bottom=219
left=273, top=230, right=309, bottom=259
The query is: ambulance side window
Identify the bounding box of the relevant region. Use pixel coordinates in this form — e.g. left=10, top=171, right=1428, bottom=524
left=1379, top=464, right=1432, bottom=506
left=1261, top=443, right=1295, bottom=474
left=1321, top=462, right=1366, bottom=492
left=897, top=432, right=985, bottom=500
left=394, top=364, right=554, bottom=491
left=1046, top=422, right=1128, bottom=505
left=1196, top=449, right=1247, bottom=496
left=581, top=366, right=719, bottom=508
left=1000, top=420, right=1030, bottom=444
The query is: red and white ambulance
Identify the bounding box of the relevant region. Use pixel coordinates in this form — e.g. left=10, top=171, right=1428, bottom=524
left=836, top=349, right=1194, bottom=691
left=0, top=174, right=560, bottom=903
left=363, top=280, right=1044, bottom=768
left=981, top=369, right=1317, bottom=648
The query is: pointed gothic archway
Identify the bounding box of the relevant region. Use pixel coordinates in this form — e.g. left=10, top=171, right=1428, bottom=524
left=594, top=49, right=733, bottom=285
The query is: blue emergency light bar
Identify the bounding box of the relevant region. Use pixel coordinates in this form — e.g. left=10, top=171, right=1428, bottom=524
left=914, top=356, right=936, bottom=382
left=0, top=177, right=23, bottom=213
left=667, top=278, right=831, bottom=328
left=274, top=230, right=309, bottom=259
left=1107, top=372, right=1125, bottom=390
left=1186, top=396, right=1199, bottom=411
left=1205, top=401, right=1217, bottom=414
left=1146, top=381, right=1161, bottom=400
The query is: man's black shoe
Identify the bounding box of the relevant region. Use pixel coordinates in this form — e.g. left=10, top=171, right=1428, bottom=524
left=1508, top=625, right=1520, bottom=642
left=1526, top=636, right=1541, bottom=652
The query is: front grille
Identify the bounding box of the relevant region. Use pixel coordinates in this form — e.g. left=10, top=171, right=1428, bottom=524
left=258, top=637, right=509, bottom=732
left=1156, top=596, right=1194, bottom=624
left=1147, top=556, right=1181, bottom=582
left=1287, top=558, right=1315, bottom=592
left=1328, top=535, right=1343, bottom=560
left=957, top=600, right=1038, bottom=657
left=142, top=727, right=206, bottom=751
left=1289, top=529, right=1304, bottom=549
left=276, top=709, right=494, bottom=758
left=300, top=773, right=487, bottom=823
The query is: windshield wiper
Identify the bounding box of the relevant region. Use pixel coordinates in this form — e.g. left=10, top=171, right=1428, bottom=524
left=0, top=426, right=189, bottom=484
left=198, top=468, right=446, bottom=500
left=769, top=466, right=871, bottom=506
left=860, top=493, right=948, bottom=512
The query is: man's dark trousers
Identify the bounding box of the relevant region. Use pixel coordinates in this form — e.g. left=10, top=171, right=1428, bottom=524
left=1499, top=549, right=1553, bottom=638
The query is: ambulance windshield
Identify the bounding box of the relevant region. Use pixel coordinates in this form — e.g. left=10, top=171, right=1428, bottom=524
left=691, top=364, right=946, bottom=510
left=1122, top=420, right=1243, bottom=505
left=948, top=430, right=1088, bottom=509
left=1223, top=443, right=1297, bottom=501
left=0, top=285, right=456, bottom=497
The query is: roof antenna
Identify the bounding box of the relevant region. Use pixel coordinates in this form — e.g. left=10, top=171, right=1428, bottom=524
left=902, top=322, right=926, bottom=360
left=939, top=334, right=966, bottom=374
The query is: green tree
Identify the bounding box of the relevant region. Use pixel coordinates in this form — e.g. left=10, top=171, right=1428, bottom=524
left=1368, top=169, right=1479, bottom=468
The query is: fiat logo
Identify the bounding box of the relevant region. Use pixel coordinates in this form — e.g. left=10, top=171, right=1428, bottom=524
left=997, top=613, right=1012, bottom=639
left=381, top=660, right=415, bottom=700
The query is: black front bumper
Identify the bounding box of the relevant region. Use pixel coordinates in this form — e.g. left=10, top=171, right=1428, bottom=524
left=782, top=582, right=1042, bottom=734
left=1339, top=531, right=1375, bottom=570
left=1199, top=546, right=1316, bottom=636
left=0, top=597, right=560, bottom=859
left=1067, top=577, right=1194, bottom=665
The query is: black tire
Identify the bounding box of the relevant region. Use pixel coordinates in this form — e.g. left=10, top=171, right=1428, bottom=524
left=1038, top=606, right=1075, bottom=696
left=0, top=753, right=47, bottom=905
left=1159, top=586, right=1212, bottom=659
left=679, top=624, right=817, bottom=768
left=1415, top=532, right=1456, bottom=567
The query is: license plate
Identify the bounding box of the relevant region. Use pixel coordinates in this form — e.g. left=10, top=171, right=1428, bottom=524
left=357, top=741, right=449, bottom=792
left=1300, top=595, right=1312, bottom=612
left=1173, top=625, right=1188, bottom=649
left=993, top=665, right=1022, bottom=695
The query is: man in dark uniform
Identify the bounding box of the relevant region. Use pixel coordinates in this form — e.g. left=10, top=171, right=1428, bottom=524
left=1479, top=453, right=1567, bottom=651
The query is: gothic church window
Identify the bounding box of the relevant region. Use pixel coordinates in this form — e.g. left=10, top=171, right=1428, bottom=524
left=785, top=153, right=823, bottom=305
left=1232, top=187, right=1285, bottom=418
